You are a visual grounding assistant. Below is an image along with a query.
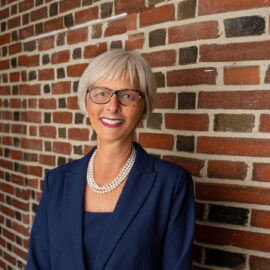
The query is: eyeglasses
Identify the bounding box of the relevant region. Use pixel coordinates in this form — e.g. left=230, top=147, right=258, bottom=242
left=87, top=86, right=144, bottom=107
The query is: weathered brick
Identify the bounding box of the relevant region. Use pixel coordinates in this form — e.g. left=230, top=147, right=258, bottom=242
left=51, top=50, right=70, bottom=64
left=75, top=7, right=98, bottom=24
left=163, top=155, right=204, bottom=176
left=178, top=92, right=196, bottom=109
left=64, top=13, right=74, bottom=28
left=224, top=66, right=260, bottom=85
left=149, top=29, right=166, bottom=47
left=165, top=113, right=209, bottom=131
left=115, top=0, right=145, bottom=14
left=57, top=68, right=65, bottom=79
left=167, top=67, right=217, bottom=86
left=205, top=248, right=246, bottom=269
left=105, top=18, right=126, bottom=37
left=84, top=42, right=107, bottom=58
left=39, top=126, right=56, bottom=138
left=57, top=32, right=65, bottom=46
left=252, top=163, right=270, bottom=182
left=146, top=113, right=162, bottom=130
left=169, top=21, right=218, bottom=44
left=73, top=48, right=81, bottom=59
left=51, top=81, right=71, bottom=94
left=39, top=98, right=56, bottom=109
left=67, top=27, right=88, bottom=44
left=111, top=40, right=122, bottom=49
left=59, top=0, right=80, bottom=13
left=142, top=50, right=176, bottom=67
left=21, top=138, right=42, bottom=151
left=177, top=135, right=194, bottom=152
left=198, top=90, right=270, bottom=110
left=199, top=0, right=270, bottom=16
left=197, top=137, right=270, bottom=157
left=178, top=0, right=196, bottom=20
left=208, top=160, right=248, bottom=180
left=49, top=2, right=58, bottom=16
left=101, top=2, right=113, bottom=18
left=23, top=41, right=36, bottom=52
left=179, top=46, right=197, bottom=65
left=140, top=5, right=174, bottom=27
left=91, top=24, right=102, bottom=39
left=214, top=114, right=255, bottom=132
left=126, top=13, right=137, bottom=31
left=38, top=36, right=54, bottom=51
left=125, top=33, right=144, bottom=50
left=139, top=133, right=174, bottom=150
left=251, top=210, right=270, bottom=229
left=224, top=16, right=265, bottom=37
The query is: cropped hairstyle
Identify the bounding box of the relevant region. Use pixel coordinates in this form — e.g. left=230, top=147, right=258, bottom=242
left=78, top=49, right=157, bottom=120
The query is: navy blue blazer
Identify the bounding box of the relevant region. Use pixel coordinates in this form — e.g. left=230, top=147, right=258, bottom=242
left=26, top=143, right=195, bottom=270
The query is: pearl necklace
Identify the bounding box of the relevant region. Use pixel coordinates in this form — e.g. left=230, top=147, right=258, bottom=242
left=86, top=147, right=136, bottom=194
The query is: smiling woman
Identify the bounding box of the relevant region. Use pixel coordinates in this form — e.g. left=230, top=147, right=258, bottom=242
left=26, top=49, right=195, bottom=270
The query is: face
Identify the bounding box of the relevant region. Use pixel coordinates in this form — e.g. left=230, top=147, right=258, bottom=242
left=86, top=75, right=145, bottom=146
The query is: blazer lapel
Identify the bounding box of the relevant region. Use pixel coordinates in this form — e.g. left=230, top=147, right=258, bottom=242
left=94, top=143, right=157, bottom=270
left=63, top=148, right=94, bottom=270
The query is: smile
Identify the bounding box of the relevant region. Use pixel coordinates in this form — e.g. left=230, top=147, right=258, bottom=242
left=100, top=118, right=124, bottom=127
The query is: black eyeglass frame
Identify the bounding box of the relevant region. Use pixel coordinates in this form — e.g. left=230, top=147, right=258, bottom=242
left=87, top=86, right=145, bottom=107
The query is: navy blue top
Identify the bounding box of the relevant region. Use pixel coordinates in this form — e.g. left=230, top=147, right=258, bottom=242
left=83, top=211, right=112, bottom=270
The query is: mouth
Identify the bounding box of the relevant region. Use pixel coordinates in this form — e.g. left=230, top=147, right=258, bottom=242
left=100, top=117, right=124, bottom=128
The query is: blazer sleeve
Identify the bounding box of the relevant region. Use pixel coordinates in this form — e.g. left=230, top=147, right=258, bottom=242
left=26, top=171, right=51, bottom=270
left=161, top=170, right=195, bottom=270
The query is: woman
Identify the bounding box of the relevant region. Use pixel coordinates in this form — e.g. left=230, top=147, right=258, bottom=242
left=26, top=49, right=195, bottom=270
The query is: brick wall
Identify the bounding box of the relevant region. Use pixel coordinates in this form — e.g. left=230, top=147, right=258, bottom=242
left=1, top=0, right=270, bottom=269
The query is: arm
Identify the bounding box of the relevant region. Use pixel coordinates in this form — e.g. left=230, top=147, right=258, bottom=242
left=26, top=171, right=51, bottom=270
left=161, top=170, right=195, bottom=270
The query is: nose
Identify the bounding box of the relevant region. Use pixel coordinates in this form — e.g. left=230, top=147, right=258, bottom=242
left=106, top=93, right=120, bottom=113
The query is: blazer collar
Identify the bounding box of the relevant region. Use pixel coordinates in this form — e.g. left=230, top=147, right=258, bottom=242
left=63, top=143, right=156, bottom=270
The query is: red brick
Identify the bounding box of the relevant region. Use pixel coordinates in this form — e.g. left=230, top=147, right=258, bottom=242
left=67, top=96, right=79, bottom=110
left=259, top=114, right=270, bottom=132
left=208, top=160, right=247, bottom=180
left=4, top=251, right=16, bottom=265
left=30, top=6, right=47, bottom=21
left=13, top=198, right=29, bottom=211
left=0, top=8, right=9, bottom=20
left=68, top=128, right=89, bottom=141
left=67, top=27, right=88, bottom=45
left=75, top=7, right=98, bottom=24
left=167, top=67, right=217, bottom=86
left=38, top=69, right=54, bottom=80
left=126, top=13, right=137, bottom=31
left=196, top=182, right=270, bottom=205
left=0, top=259, right=6, bottom=270
left=125, top=32, right=144, bottom=50
left=169, top=21, right=218, bottom=44
left=142, top=50, right=176, bottom=68
left=12, top=124, right=27, bottom=135
left=19, top=0, right=34, bottom=12
left=28, top=98, right=38, bottom=109
left=19, top=25, right=34, bottom=39
left=21, top=111, right=41, bottom=123
left=20, top=84, right=41, bottom=95
left=21, top=138, right=42, bottom=151
left=115, top=0, right=145, bottom=14
left=53, top=112, right=72, bottom=124
left=10, top=72, right=20, bottom=82
left=13, top=245, right=28, bottom=260
left=11, top=174, right=24, bottom=185
left=140, top=5, right=174, bottom=27
left=39, top=126, right=56, bottom=138
left=198, top=136, right=270, bottom=157
left=2, top=205, right=14, bottom=218
left=2, top=136, right=12, bottom=145
left=200, top=40, right=270, bottom=62
left=1, top=182, right=14, bottom=195
left=139, top=133, right=174, bottom=150
left=53, top=141, right=72, bottom=155
left=2, top=112, right=12, bottom=121
left=38, top=36, right=54, bottom=51
left=105, top=18, right=126, bottom=37
left=195, top=224, right=270, bottom=252
left=18, top=55, right=39, bottom=67
left=199, top=0, right=270, bottom=15
left=0, top=86, right=10, bottom=95
left=252, top=163, right=270, bottom=182
left=39, top=98, right=56, bottom=109
left=39, top=154, right=56, bottom=166
left=198, top=90, right=270, bottom=109
left=0, top=60, right=9, bottom=70
left=165, top=113, right=209, bottom=131
left=84, top=42, right=107, bottom=59
left=251, top=210, right=270, bottom=229
left=67, top=63, right=88, bottom=77
left=154, top=93, right=176, bottom=109
left=51, top=81, right=71, bottom=94
left=29, top=166, right=42, bottom=177
left=250, top=256, right=270, bottom=270
left=8, top=16, right=21, bottom=30
left=51, top=50, right=70, bottom=64
left=224, top=66, right=260, bottom=85
left=29, top=126, right=37, bottom=136
left=60, top=0, right=80, bottom=12
left=9, top=43, right=22, bottom=55
left=10, top=150, right=23, bottom=161
left=44, top=17, right=63, bottom=33
left=163, top=156, right=204, bottom=176
left=0, top=33, right=10, bottom=46
left=10, top=98, right=21, bottom=108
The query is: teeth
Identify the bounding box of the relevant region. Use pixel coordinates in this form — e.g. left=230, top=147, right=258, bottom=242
left=101, top=118, right=123, bottom=125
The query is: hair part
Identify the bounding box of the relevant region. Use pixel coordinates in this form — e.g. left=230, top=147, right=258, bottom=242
left=78, top=49, right=157, bottom=120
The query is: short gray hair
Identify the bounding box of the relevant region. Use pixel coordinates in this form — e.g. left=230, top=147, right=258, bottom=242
left=78, top=49, right=157, bottom=120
